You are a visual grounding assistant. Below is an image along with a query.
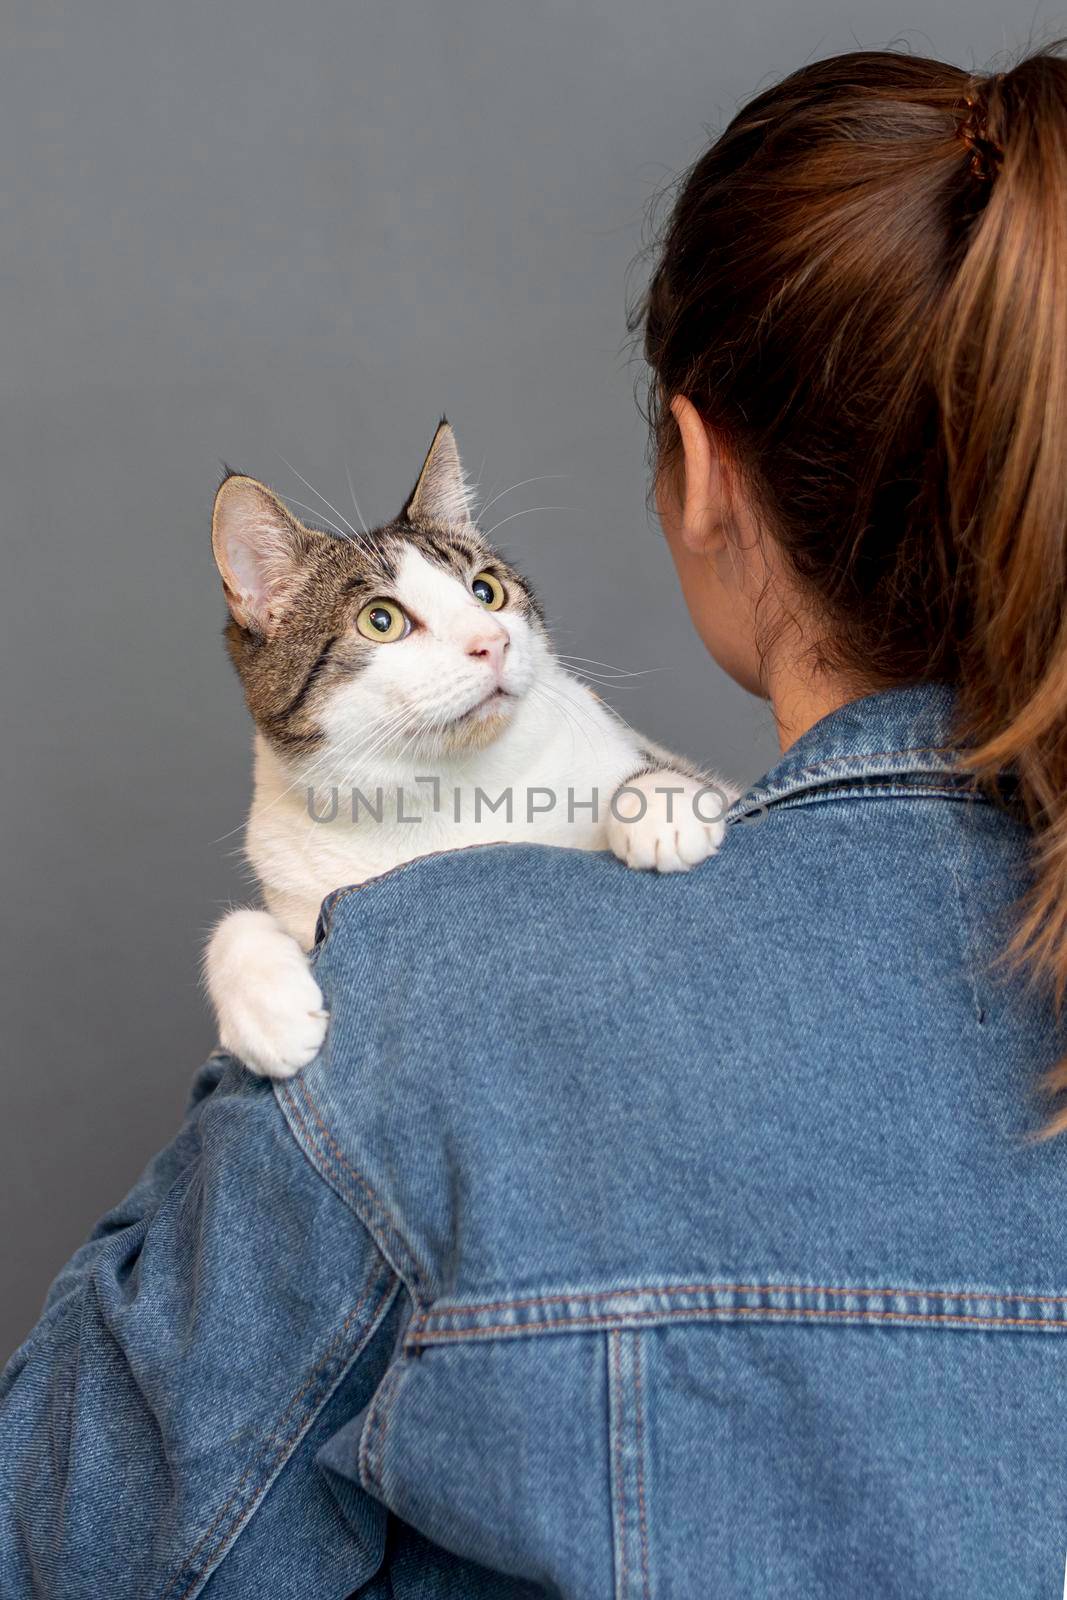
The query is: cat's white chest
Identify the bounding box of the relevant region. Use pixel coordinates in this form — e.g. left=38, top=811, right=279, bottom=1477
left=245, top=669, right=644, bottom=945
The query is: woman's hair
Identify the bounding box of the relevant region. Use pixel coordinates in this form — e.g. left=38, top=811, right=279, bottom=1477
left=633, top=46, right=1067, bottom=1129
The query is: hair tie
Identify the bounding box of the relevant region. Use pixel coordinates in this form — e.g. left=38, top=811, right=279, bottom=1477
left=958, top=75, right=1005, bottom=182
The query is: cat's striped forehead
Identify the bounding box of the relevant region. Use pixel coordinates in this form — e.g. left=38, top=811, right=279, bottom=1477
left=337, top=517, right=503, bottom=589
left=221, top=512, right=543, bottom=753
left=308, top=514, right=542, bottom=617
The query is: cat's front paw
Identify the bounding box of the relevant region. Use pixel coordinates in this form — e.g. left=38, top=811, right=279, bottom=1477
left=205, top=909, right=328, bottom=1079
left=607, top=770, right=730, bottom=873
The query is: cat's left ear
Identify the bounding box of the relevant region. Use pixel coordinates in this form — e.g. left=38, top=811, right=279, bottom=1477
left=212, top=473, right=320, bottom=635
left=402, top=418, right=475, bottom=528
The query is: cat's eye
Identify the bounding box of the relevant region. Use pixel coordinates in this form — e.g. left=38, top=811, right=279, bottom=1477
left=471, top=571, right=506, bottom=611
left=355, top=600, right=410, bottom=643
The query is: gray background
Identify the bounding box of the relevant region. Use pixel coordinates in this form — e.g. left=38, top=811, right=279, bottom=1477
left=0, top=0, right=1042, bottom=1357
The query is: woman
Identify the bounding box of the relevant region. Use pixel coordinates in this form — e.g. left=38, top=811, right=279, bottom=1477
left=3, top=45, right=1066, bottom=1599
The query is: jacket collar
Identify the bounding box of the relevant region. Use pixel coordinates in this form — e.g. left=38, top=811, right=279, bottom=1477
left=730, top=682, right=967, bottom=821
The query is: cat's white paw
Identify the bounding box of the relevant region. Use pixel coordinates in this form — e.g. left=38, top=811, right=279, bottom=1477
left=607, top=770, right=729, bottom=873
left=204, top=909, right=328, bottom=1079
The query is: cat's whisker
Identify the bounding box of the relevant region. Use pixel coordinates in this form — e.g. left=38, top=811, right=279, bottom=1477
left=345, top=710, right=427, bottom=779
left=482, top=506, right=575, bottom=541
left=277, top=454, right=375, bottom=555
left=544, top=692, right=598, bottom=755
left=296, top=723, right=429, bottom=847
left=307, top=705, right=423, bottom=788
left=349, top=701, right=442, bottom=777
left=556, top=654, right=665, bottom=679
left=258, top=703, right=424, bottom=821
left=541, top=675, right=618, bottom=754
left=529, top=684, right=579, bottom=765
left=212, top=687, right=432, bottom=852
left=282, top=496, right=352, bottom=542
left=475, top=461, right=503, bottom=522
left=344, top=463, right=371, bottom=536
left=394, top=710, right=452, bottom=770
left=296, top=708, right=426, bottom=837
left=534, top=678, right=602, bottom=762
left=549, top=686, right=602, bottom=768
left=394, top=717, right=435, bottom=772
left=476, top=474, right=570, bottom=522
left=210, top=815, right=258, bottom=848
left=558, top=669, right=641, bottom=692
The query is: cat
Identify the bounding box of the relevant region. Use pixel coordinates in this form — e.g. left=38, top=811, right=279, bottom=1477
left=205, top=420, right=737, bottom=1078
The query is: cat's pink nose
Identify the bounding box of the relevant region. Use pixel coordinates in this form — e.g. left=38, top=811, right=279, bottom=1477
left=467, top=626, right=509, bottom=677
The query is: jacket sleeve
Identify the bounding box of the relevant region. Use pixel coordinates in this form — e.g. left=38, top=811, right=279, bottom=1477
left=0, top=1055, right=401, bottom=1600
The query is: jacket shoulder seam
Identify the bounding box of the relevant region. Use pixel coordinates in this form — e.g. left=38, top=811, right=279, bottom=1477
left=276, top=1077, right=431, bottom=1304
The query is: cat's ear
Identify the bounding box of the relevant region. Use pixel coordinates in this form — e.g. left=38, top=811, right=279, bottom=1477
left=402, top=418, right=475, bottom=527
left=212, top=473, right=318, bottom=635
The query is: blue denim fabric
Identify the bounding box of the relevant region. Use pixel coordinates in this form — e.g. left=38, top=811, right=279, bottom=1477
left=4, top=682, right=1067, bottom=1598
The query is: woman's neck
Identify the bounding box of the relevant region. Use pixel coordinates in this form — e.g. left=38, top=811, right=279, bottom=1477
left=766, top=652, right=862, bottom=754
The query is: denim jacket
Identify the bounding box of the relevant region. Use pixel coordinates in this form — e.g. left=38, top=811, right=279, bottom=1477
left=4, top=683, right=1067, bottom=1598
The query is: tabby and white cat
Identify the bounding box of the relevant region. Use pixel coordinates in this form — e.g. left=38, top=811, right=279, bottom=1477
left=205, top=421, right=735, bottom=1078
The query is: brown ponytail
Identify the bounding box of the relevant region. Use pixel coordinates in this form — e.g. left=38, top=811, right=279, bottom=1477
left=633, top=46, right=1067, bottom=1127
left=934, top=59, right=1067, bottom=1128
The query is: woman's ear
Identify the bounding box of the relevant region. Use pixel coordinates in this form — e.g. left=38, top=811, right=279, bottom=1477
left=669, top=395, right=729, bottom=556
left=211, top=474, right=318, bottom=635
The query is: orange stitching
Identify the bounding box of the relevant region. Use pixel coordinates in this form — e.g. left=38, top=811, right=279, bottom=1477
left=420, top=1278, right=1067, bottom=1322
left=733, top=745, right=966, bottom=809
left=378, top=1354, right=413, bottom=1492
left=610, top=1331, right=627, bottom=1598
left=373, top=1366, right=394, bottom=1492
left=283, top=1080, right=425, bottom=1297
left=363, top=1351, right=407, bottom=1497
left=408, top=1302, right=1067, bottom=1345
left=176, top=1384, right=344, bottom=1600
left=291, top=1081, right=400, bottom=1241
left=790, top=744, right=954, bottom=780
left=164, top=1257, right=385, bottom=1600
left=633, top=1335, right=651, bottom=1600
left=282, top=1084, right=392, bottom=1252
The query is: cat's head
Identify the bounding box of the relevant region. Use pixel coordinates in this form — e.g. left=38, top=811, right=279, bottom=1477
left=212, top=420, right=550, bottom=766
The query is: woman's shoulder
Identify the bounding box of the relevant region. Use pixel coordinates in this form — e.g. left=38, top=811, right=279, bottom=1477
left=317, top=829, right=770, bottom=944
left=310, top=783, right=970, bottom=991
left=314, top=837, right=767, bottom=1004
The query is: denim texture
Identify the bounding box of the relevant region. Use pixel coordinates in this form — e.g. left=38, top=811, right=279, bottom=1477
left=4, top=683, right=1067, bottom=1597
